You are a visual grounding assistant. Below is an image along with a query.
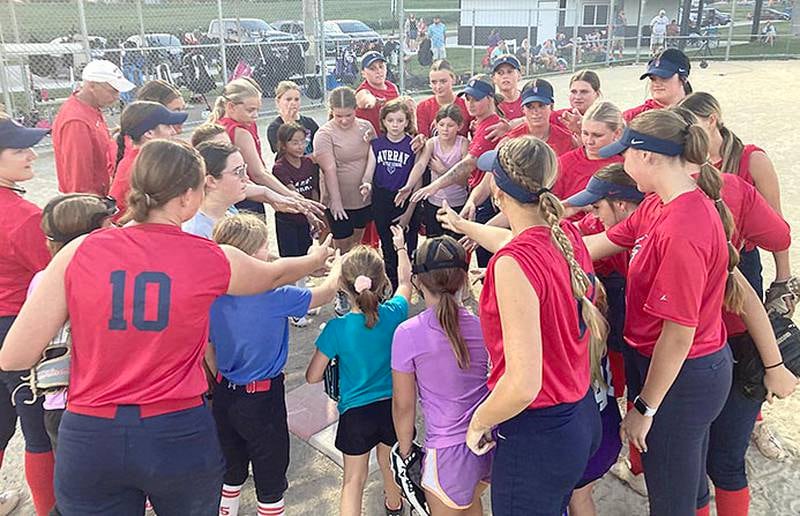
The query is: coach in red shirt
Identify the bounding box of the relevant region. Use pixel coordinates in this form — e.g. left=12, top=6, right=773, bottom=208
left=52, top=60, right=134, bottom=195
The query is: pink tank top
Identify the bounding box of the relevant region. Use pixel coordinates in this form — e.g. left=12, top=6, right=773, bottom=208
left=429, top=135, right=469, bottom=208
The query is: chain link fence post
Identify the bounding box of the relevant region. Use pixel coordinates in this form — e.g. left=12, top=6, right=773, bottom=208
left=0, top=14, right=13, bottom=117
left=725, top=0, right=737, bottom=61
left=216, top=0, right=227, bottom=84
left=572, top=2, right=579, bottom=72
left=75, top=0, right=91, bottom=63
left=635, top=0, right=643, bottom=63
left=398, top=0, right=404, bottom=92
left=8, top=0, right=20, bottom=43
left=526, top=9, right=533, bottom=74
left=470, top=8, right=476, bottom=76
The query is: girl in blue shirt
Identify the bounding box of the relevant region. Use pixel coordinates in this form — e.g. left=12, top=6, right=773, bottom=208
left=306, top=226, right=412, bottom=516
left=360, top=99, right=420, bottom=290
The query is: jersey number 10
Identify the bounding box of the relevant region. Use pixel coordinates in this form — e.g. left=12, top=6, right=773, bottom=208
left=108, top=271, right=172, bottom=331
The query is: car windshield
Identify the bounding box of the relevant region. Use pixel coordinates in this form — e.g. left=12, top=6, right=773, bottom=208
left=236, top=20, right=275, bottom=33
left=147, top=34, right=180, bottom=47
left=336, top=21, right=373, bottom=33
left=324, top=21, right=345, bottom=33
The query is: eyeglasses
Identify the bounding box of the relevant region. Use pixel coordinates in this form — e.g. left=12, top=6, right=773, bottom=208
left=225, top=163, right=248, bottom=179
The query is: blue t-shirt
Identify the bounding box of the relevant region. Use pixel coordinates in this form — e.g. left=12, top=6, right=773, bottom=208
left=371, top=134, right=415, bottom=192
left=428, top=22, right=446, bottom=48
left=210, top=286, right=312, bottom=384
left=316, top=295, right=409, bottom=413
left=182, top=207, right=239, bottom=239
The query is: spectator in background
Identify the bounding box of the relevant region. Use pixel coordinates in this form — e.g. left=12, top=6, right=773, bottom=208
left=405, top=13, right=418, bottom=51
left=612, top=9, right=627, bottom=59
left=762, top=21, right=777, bottom=46
left=490, top=40, right=508, bottom=64
left=537, top=39, right=559, bottom=71
left=52, top=60, right=134, bottom=195
left=516, top=38, right=532, bottom=73
left=650, top=9, right=670, bottom=54
left=417, top=17, right=428, bottom=39
left=428, top=15, right=447, bottom=60
left=667, top=19, right=680, bottom=48
left=487, top=28, right=502, bottom=48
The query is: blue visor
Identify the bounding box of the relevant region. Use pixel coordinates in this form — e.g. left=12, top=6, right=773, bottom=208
left=458, top=78, right=494, bottom=101
left=599, top=127, right=684, bottom=158
left=361, top=51, right=386, bottom=70
left=128, top=105, right=188, bottom=139
left=640, top=57, right=689, bottom=80
left=566, top=176, right=645, bottom=207
left=0, top=119, right=49, bottom=149
left=477, top=150, right=547, bottom=204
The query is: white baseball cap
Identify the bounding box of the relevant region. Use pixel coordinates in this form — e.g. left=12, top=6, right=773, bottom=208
left=81, top=60, right=135, bottom=92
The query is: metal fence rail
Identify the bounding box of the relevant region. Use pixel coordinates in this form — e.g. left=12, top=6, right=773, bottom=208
left=0, top=0, right=797, bottom=124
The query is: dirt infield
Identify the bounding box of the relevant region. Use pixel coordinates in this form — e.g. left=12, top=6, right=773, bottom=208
left=3, top=60, right=800, bottom=515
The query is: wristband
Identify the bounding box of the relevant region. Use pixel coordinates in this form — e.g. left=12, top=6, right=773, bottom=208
left=765, top=360, right=784, bottom=370
left=394, top=246, right=408, bottom=253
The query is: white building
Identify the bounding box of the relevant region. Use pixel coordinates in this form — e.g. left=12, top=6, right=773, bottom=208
left=457, top=0, right=682, bottom=45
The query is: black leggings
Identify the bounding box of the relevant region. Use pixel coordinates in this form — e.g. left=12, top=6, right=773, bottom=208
left=0, top=316, right=52, bottom=454
left=372, top=186, right=421, bottom=289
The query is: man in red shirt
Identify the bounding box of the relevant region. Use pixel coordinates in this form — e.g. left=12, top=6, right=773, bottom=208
left=52, top=60, right=134, bottom=195
left=355, top=51, right=400, bottom=134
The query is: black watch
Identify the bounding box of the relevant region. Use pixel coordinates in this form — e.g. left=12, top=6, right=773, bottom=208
left=633, top=395, right=657, bottom=417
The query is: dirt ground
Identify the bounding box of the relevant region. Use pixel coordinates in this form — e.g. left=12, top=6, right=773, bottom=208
left=3, top=60, right=800, bottom=515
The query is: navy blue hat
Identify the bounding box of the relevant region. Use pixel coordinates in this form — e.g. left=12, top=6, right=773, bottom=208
left=458, top=76, right=495, bottom=101
left=492, top=54, right=521, bottom=73
left=477, top=149, right=549, bottom=204
left=520, top=80, right=555, bottom=106
left=361, top=51, right=386, bottom=70
left=640, top=49, right=690, bottom=80
left=566, top=176, right=645, bottom=207
left=0, top=119, right=49, bottom=149
left=127, top=105, right=188, bottom=139
left=599, top=127, right=684, bottom=158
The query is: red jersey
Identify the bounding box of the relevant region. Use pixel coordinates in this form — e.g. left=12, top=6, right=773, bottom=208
left=218, top=117, right=264, bottom=166
left=0, top=188, right=50, bottom=316
left=109, top=147, right=140, bottom=222
left=623, top=98, right=663, bottom=123
left=555, top=148, right=624, bottom=201
left=415, top=95, right=472, bottom=138
left=715, top=144, right=765, bottom=251
left=498, top=96, right=523, bottom=121
left=577, top=213, right=629, bottom=278
left=64, top=224, right=231, bottom=416
left=480, top=222, right=595, bottom=409
left=355, top=80, right=400, bottom=134
left=467, top=113, right=502, bottom=189
left=504, top=122, right=577, bottom=158
left=52, top=93, right=116, bottom=195
left=550, top=108, right=572, bottom=133
left=607, top=189, right=728, bottom=358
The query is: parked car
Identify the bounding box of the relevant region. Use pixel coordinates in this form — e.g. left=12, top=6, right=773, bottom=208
left=206, top=18, right=306, bottom=92
left=326, top=19, right=384, bottom=46
left=682, top=7, right=732, bottom=27
left=27, top=34, right=107, bottom=77
left=757, top=8, right=792, bottom=21
left=123, top=33, right=183, bottom=70
left=272, top=19, right=352, bottom=54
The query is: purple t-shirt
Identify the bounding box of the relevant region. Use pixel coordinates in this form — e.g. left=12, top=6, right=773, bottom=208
left=391, top=307, right=489, bottom=448
left=371, top=134, right=415, bottom=192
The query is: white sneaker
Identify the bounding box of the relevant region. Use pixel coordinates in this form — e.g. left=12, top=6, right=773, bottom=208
left=334, top=291, right=350, bottom=317
left=290, top=316, right=310, bottom=328
left=611, top=458, right=648, bottom=497
left=752, top=421, right=787, bottom=461
left=307, top=307, right=321, bottom=317
left=0, top=491, right=20, bottom=516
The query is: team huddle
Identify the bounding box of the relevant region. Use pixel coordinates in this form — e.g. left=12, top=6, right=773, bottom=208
left=0, top=43, right=798, bottom=516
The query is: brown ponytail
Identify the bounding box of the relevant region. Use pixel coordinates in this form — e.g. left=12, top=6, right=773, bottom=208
left=634, top=109, right=745, bottom=313
left=678, top=92, right=745, bottom=174
left=413, top=237, right=470, bottom=369
left=496, top=137, right=609, bottom=385
left=339, top=246, right=391, bottom=329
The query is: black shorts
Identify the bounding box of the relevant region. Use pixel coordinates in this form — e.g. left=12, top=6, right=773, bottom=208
left=326, top=205, right=372, bottom=240
left=212, top=373, right=289, bottom=503
left=335, top=398, right=397, bottom=456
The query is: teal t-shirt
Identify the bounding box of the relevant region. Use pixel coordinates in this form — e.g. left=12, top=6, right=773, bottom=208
left=316, top=295, right=409, bottom=413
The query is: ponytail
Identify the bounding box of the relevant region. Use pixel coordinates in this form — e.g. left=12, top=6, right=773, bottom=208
left=684, top=124, right=745, bottom=313
left=538, top=191, right=609, bottom=386
left=208, top=78, right=261, bottom=124
left=208, top=95, right=226, bottom=124
left=355, top=289, right=381, bottom=329
left=115, top=131, right=126, bottom=169
left=339, top=246, right=391, bottom=330
left=437, top=289, right=469, bottom=369
left=718, top=124, right=745, bottom=175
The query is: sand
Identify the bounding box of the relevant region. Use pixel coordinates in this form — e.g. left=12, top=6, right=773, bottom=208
left=3, top=59, right=800, bottom=515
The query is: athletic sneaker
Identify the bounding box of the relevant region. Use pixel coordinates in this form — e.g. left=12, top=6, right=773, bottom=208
left=334, top=291, right=350, bottom=317
left=290, top=316, right=310, bottom=328
left=0, top=490, right=19, bottom=516
left=390, top=442, right=429, bottom=516
left=752, top=421, right=788, bottom=461
left=611, top=458, right=648, bottom=497
left=307, top=307, right=321, bottom=317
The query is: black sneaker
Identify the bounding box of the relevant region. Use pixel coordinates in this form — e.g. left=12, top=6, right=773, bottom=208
left=390, top=442, right=429, bottom=515
left=334, top=290, right=350, bottom=317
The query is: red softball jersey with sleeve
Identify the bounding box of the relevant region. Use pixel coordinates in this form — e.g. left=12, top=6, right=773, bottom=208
left=715, top=144, right=767, bottom=252
left=504, top=122, right=577, bottom=158
left=218, top=117, right=265, bottom=166
left=355, top=80, right=400, bottom=134
left=0, top=188, right=50, bottom=316
left=108, top=147, right=140, bottom=222
left=498, top=96, right=523, bottom=121
left=554, top=147, right=624, bottom=201
left=577, top=213, right=629, bottom=278
left=480, top=222, right=595, bottom=409
left=415, top=95, right=472, bottom=138
left=64, top=224, right=231, bottom=416
left=623, top=98, right=663, bottom=123
left=466, top=113, right=502, bottom=189
left=607, top=189, right=729, bottom=358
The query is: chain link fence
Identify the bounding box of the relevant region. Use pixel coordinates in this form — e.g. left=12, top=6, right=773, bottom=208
left=0, top=0, right=797, bottom=125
